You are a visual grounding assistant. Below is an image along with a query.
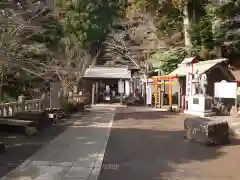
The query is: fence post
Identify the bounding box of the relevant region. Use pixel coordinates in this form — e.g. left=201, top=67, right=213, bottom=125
left=18, top=95, right=25, bottom=112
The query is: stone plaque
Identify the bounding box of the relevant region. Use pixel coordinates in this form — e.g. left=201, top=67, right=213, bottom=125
left=193, top=98, right=199, bottom=105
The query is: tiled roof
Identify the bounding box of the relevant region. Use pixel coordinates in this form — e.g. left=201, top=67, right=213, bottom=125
left=84, top=66, right=131, bottom=79
left=169, top=58, right=228, bottom=76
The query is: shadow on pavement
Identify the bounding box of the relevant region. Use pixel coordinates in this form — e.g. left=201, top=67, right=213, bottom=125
left=0, top=113, right=85, bottom=178
left=98, top=107, right=236, bottom=180
left=114, top=111, right=179, bottom=121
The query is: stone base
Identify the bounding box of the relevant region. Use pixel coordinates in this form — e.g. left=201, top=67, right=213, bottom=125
left=184, top=94, right=215, bottom=117
left=184, top=110, right=215, bottom=117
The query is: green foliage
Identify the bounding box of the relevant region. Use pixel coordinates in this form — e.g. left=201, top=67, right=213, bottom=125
left=54, top=0, right=126, bottom=48
left=0, top=0, right=126, bottom=101
left=149, top=48, right=187, bottom=75
left=161, top=48, right=187, bottom=74
left=213, top=0, right=240, bottom=57
left=134, top=0, right=183, bottom=46
left=188, top=0, right=240, bottom=58
left=189, top=14, right=214, bottom=49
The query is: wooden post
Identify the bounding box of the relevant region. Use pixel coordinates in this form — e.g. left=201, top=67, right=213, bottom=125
left=235, top=83, right=238, bottom=115
left=155, top=79, right=158, bottom=107
left=178, top=79, right=181, bottom=108
left=91, top=83, right=95, bottom=106
left=120, top=93, right=123, bottom=105
left=143, top=81, right=146, bottom=106
left=158, top=70, right=161, bottom=108
left=163, top=80, right=166, bottom=106
left=169, top=78, right=173, bottom=109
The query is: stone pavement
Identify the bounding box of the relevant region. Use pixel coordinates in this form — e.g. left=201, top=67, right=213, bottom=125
left=0, top=106, right=115, bottom=180
left=98, top=107, right=240, bottom=180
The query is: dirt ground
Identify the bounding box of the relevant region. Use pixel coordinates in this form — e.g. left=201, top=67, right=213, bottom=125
left=98, top=107, right=240, bottom=180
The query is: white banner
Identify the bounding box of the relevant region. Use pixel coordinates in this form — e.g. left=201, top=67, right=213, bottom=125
left=118, top=80, right=124, bottom=94
left=146, top=84, right=153, bottom=105
left=214, top=82, right=237, bottom=99
left=125, top=80, right=130, bottom=96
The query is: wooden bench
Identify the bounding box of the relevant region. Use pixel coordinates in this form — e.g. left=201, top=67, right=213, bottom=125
left=0, top=118, right=37, bottom=136
left=14, top=111, right=49, bottom=131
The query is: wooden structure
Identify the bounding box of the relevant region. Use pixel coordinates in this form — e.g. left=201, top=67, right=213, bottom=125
left=151, top=74, right=185, bottom=108
left=0, top=94, right=84, bottom=117
left=83, top=66, right=141, bottom=105
left=151, top=58, right=235, bottom=110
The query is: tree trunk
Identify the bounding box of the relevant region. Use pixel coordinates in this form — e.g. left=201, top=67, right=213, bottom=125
left=183, top=0, right=192, bottom=47
left=212, top=18, right=222, bottom=57
left=0, top=69, right=4, bottom=102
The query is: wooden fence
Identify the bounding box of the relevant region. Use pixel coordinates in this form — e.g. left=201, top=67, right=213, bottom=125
left=0, top=94, right=88, bottom=117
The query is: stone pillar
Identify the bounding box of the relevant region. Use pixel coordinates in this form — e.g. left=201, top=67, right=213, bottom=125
left=18, top=95, right=25, bottom=112
left=91, top=83, right=95, bottom=106
left=50, top=82, right=61, bottom=109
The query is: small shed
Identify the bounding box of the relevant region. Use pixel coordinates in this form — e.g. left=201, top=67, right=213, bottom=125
left=169, top=58, right=235, bottom=108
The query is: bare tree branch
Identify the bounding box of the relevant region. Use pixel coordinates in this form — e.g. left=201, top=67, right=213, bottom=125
left=104, top=36, right=140, bottom=68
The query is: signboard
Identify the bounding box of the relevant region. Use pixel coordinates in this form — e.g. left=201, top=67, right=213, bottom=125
left=214, top=81, right=237, bottom=99
left=125, top=80, right=130, bottom=96
left=118, top=80, right=124, bottom=94
left=146, top=84, right=153, bottom=105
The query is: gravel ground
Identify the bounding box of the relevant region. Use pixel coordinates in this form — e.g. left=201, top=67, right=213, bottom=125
left=98, top=107, right=240, bottom=180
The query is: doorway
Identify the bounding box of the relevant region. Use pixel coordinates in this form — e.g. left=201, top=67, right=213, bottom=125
left=96, top=79, right=120, bottom=104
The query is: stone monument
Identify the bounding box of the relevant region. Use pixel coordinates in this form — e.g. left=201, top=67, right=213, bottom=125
left=49, top=82, right=62, bottom=109
left=184, top=73, right=215, bottom=117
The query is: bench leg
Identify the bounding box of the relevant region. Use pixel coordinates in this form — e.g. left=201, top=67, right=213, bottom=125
left=25, top=126, right=37, bottom=136
left=0, top=142, right=6, bottom=153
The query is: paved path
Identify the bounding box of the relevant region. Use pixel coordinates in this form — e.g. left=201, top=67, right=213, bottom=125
left=0, top=107, right=115, bottom=180
left=98, top=107, right=240, bottom=180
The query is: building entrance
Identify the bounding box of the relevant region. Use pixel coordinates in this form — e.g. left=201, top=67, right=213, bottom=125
left=96, top=79, right=121, bottom=104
